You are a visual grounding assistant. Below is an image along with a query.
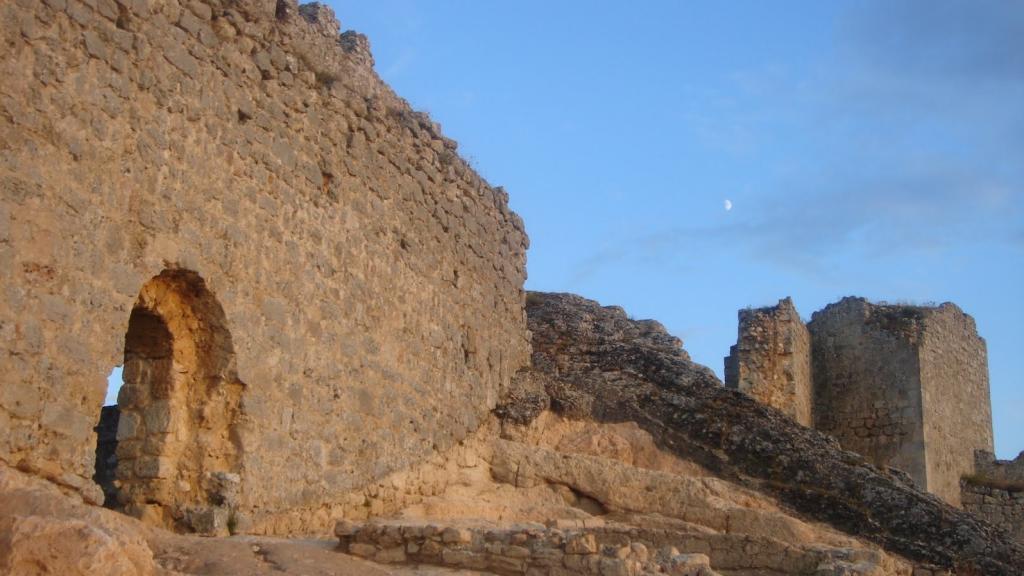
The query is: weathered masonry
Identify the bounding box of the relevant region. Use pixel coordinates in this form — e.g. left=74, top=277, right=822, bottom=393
left=0, top=0, right=529, bottom=534
left=724, top=298, right=812, bottom=426
left=725, top=297, right=993, bottom=506
left=962, top=451, right=1024, bottom=542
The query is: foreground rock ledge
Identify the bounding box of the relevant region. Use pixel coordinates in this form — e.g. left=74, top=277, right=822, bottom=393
left=500, top=292, right=1024, bottom=575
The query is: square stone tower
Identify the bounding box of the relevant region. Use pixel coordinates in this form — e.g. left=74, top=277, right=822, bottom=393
left=724, top=298, right=813, bottom=427
left=808, top=297, right=993, bottom=505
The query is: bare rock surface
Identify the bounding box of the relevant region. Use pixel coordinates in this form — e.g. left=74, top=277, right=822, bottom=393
left=0, top=462, right=434, bottom=575
left=502, top=292, right=1024, bottom=574
left=0, top=463, right=160, bottom=575
left=325, top=410, right=913, bottom=574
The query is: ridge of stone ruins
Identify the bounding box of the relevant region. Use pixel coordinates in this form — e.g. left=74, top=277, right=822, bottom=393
left=1, top=1, right=1021, bottom=575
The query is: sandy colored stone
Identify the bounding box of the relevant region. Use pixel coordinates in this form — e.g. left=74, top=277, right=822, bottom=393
left=0, top=0, right=529, bottom=531
left=725, top=297, right=813, bottom=426
left=0, top=515, right=155, bottom=576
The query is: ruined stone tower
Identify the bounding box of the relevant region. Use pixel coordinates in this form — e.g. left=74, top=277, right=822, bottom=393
left=724, top=298, right=813, bottom=426
left=810, top=297, right=993, bottom=505
left=726, top=296, right=993, bottom=506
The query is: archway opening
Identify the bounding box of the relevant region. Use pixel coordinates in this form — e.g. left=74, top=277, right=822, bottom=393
left=99, top=269, right=244, bottom=535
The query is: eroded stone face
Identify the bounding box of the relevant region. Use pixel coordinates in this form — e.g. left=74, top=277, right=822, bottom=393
left=724, top=297, right=812, bottom=427
left=809, top=298, right=993, bottom=505
left=0, top=0, right=529, bottom=530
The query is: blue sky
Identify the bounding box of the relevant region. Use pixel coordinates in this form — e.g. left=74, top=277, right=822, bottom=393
left=108, top=2, right=1024, bottom=458
left=325, top=0, right=1023, bottom=458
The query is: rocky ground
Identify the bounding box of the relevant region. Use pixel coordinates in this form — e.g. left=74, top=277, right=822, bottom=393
left=502, top=292, right=1024, bottom=574
left=3, top=292, right=1022, bottom=575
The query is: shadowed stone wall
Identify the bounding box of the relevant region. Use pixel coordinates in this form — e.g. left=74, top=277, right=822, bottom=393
left=0, top=0, right=529, bottom=532
left=808, top=298, right=929, bottom=490
left=963, top=451, right=1024, bottom=542
left=918, top=303, right=993, bottom=506
left=724, top=297, right=812, bottom=426
left=808, top=297, right=992, bottom=505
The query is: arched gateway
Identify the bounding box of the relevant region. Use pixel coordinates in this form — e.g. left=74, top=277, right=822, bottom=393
left=103, top=269, right=244, bottom=534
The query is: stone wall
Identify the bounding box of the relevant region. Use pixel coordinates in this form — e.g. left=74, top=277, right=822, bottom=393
left=918, top=304, right=993, bottom=506
left=962, top=481, right=1024, bottom=544
left=808, top=298, right=929, bottom=489
left=0, top=0, right=529, bottom=531
left=724, top=297, right=812, bottom=426
left=973, top=450, right=1024, bottom=486
left=337, top=521, right=723, bottom=576
left=334, top=519, right=919, bottom=576
left=726, top=297, right=993, bottom=507
left=806, top=298, right=993, bottom=505
left=963, top=451, right=1024, bottom=543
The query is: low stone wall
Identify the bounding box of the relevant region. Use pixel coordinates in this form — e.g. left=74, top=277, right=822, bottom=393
left=973, top=450, right=1024, bottom=486
left=961, top=481, right=1024, bottom=543
left=336, top=520, right=718, bottom=575
left=962, top=451, right=1024, bottom=543
left=334, top=520, right=921, bottom=575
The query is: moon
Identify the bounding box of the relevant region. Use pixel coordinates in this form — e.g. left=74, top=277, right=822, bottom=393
left=724, top=199, right=733, bottom=211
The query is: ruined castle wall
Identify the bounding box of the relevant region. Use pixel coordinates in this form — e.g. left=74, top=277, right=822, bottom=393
left=962, top=452, right=1024, bottom=542
left=973, top=450, right=1024, bottom=486
left=918, top=304, right=993, bottom=505
left=0, top=0, right=529, bottom=529
left=723, top=298, right=812, bottom=426
left=808, top=298, right=928, bottom=488
left=961, top=482, right=1024, bottom=543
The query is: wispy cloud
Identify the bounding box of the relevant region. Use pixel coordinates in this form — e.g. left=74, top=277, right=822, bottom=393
left=573, top=0, right=1024, bottom=281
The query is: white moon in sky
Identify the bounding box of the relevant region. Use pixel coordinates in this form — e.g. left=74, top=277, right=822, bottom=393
left=724, top=199, right=733, bottom=211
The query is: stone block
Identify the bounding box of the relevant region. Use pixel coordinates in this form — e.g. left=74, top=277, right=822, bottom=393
left=441, top=527, right=472, bottom=544
left=347, top=543, right=376, bottom=558
left=184, top=506, right=230, bottom=536
left=375, top=546, right=406, bottom=564
left=134, top=456, right=173, bottom=479
left=565, top=533, right=598, bottom=555
left=668, top=553, right=713, bottom=576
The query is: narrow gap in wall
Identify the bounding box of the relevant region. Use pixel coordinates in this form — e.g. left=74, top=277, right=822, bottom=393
left=93, top=365, right=123, bottom=508
left=105, top=365, right=123, bottom=406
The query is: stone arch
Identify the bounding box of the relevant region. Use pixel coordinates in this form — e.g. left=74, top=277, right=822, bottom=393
left=112, top=269, right=244, bottom=534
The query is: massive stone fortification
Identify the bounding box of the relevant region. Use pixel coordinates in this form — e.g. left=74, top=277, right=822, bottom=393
left=810, top=297, right=993, bottom=506
left=2, top=1, right=1022, bottom=575
left=726, top=296, right=993, bottom=507
left=724, top=297, right=813, bottom=426
left=0, top=0, right=529, bottom=532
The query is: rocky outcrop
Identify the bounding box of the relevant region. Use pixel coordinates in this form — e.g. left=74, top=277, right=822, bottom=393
left=0, top=463, right=158, bottom=576
left=501, top=292, right=1024, bottom=574
left=0, top=461, right=409, bottom=576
